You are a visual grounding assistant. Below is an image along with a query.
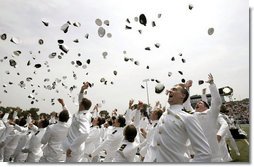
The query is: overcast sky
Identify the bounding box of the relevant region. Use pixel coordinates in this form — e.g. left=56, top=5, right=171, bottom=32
left=0, top=0, right=249, bottom=115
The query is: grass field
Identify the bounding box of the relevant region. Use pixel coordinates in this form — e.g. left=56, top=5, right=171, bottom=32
left=230, top=124, right=250, bottom=162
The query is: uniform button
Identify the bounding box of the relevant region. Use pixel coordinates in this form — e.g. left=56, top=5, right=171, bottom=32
left=157, top=143, right=160, bottom=146
left=159, top=131, right=162, bottom=134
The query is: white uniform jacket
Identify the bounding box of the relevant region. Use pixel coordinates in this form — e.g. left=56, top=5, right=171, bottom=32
left=113, top=139, right=139, bottom=162
left=41, top=121, right=69, bottom=162
left=147, top=105, right=211, bottom=162
left=91, top=127, right=124, bottom=162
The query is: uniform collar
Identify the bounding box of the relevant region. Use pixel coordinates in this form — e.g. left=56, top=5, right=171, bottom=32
left=79, top=110, right=88, bottom=115
left=194, top=109, right=208, bottom=115
left=151, top=120, right=158, bottom=125
left=168, top=104, right=183, bottom=113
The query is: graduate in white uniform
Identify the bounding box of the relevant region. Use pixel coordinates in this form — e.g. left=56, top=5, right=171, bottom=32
left=201, top=89, right=233, bottom=162
left=89, top=115, right=126, bottom=162
left=12, top=128, right=34, bottom=162
left=217, top=114, right=233, bottom=162
left=62, top=82, right=92, bottom=162
left=40, top=106, right=70, bottom=162
left=0, top=110, right=7, bottom=162
left=219, top=108, right=241, bottom=157
left=25, top=119, right=49, bottom=162
left=140, top=108, right=163, bottom=161
left=183, top=74, right=223, bottom=162
left=2, top=111, right=18, bottom=162
left=147, top=82, right=211, bottom=162
left=113, top=124, right=139, bottom=162
left=6, top=117, right=28, bottom=162
left=83, top=116, right=103, bottom=162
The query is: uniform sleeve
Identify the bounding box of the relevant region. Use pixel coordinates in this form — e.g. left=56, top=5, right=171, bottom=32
left=133, top=110, right=141, bottom=128
left=125, top=109, right=133, bottom=125
left=14, top=124, right=28, bottom=133
left=209, top=83, right=222, bottom=119
left=217, top=114, right=229, bottom=138
left=2, top=113, right=9, bottom=122
left=78, top=92, right=84, bottom=103
left=185, top=116, right=212, bottom=162
left=30, top=124, right=39, bottom=133
left=183, top=91, right=194, bottom=112
left=91, top=135, right=110, bottom=157
left=91, top=130, right=121, bottom=157
left=41, top=126, right=51, bottom=144
left=0, top=120, right=6, bottom=132
left=70, top=117, right=90, bottom=151
left=86, top=128, right=99, bottom=143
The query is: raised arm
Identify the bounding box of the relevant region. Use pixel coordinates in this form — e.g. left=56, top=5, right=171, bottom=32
left=206, top=74, right=222, bottom=118
left=185, top=116, right=212, bottom=162
left=58, top=98, right=72, bottom=124
left=216, top=114, right=229, bottom=143
left=125, top=99, right=135, bottom=125
left=78, top=82, right=89, bottom=103
left=183, top=80, right=194, bottom=112
left=201, top=88, right=208, bottom=104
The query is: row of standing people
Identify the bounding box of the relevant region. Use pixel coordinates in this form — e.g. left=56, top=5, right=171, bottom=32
left=0, top=74, right=242, bottom=162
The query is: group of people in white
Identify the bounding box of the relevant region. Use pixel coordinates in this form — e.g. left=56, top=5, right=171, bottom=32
left=0, top=73, right=243, bottom=162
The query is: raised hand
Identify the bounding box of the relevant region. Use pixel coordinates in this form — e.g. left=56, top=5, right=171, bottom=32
left=185, top=80, right=193, bottom=90
left=80, top=82, right=89, bottom=92
left=129, top=99, right=134, bottom=109
left=57, top=98, right=65, bottom=106
left=206, top=73, right=214, bottom=84
left=137, top=101, right=144, bottom=110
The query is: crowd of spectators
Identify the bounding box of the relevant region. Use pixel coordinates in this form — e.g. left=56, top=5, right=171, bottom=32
left=223, top=98, right=249, bottom=124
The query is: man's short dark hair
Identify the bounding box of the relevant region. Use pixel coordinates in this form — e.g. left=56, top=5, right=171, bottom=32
left=111, top=116, right=116, bottom=121
left=81, top=98, right=92, bottom=110
left=107, top=120, right=113, bottom=126
left=40, top=119, right=49, bottom=128
left=124, top=125, right=137, bottom=142
left=154, top=109, right=163, bottom=120
left=182, top=89, right=189, bottom=103
left=58, top=110, right=69, bottom=122
left=177, top=84, right=189, bottom=103
left=19, top=117, right=27, bottom=126
left=97, top=117, right=104, bottom=128
left=117, top=115, right=126, bottom=127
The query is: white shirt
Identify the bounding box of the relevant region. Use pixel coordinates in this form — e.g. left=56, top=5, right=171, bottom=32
left=91, top=126, right=124, bottom=162
left=140, top=120, right=158, bottom=158
left=186, top=84, right=223, bottom=162
left=41, top=121, right=69, bottom=162
left=26, top=128, right=46, bottom=162
left=147, top=105, right=211, bottom=162
left=0, top=119, right=6, bottom=143
left=13, top=130, right=33, bottom=162
left=113, top=139, right=139, bottom=162
left=84, top=126, right=101, bottom=154
left=62, top=110, right=91, bottom=152
left=217, top=114, right=232, bottom=162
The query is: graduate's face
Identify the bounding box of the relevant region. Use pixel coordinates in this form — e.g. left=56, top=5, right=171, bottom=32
left=92, top=117, right=99, bottom=125
left=195, top=101, right=207, bottom=112
left=167, top=85, right=185, bottom=105
left=150, top=110, right=158, bottom=121
left=113, top=118, right=120, bottom=127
